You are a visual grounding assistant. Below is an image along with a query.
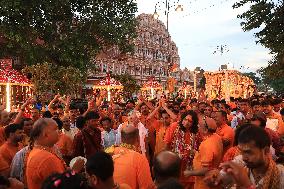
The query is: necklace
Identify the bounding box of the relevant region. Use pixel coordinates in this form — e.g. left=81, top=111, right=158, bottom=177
left=106, top=143, right=140, bottom=160
left=33, top=145, right=67, bottom=168
left=119, top=143, right=139, bottom=152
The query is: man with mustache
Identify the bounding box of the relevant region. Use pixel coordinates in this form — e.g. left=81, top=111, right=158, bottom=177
left=204, top=125, right=284, bottom=188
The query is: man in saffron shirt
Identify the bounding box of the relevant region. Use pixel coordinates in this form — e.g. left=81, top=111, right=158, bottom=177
left=0, top=123, right=24, bottom=166
left=213, top=110, right=234, bottom=155
left=26, top=118, right=84, bottom=189
left=185, top=117, right=223, bottom=189
left=107, top=124, right=154, bottom=189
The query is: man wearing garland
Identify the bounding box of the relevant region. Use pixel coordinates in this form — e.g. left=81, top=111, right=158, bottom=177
left=204, top=125, right=284, bottom=188
left=26, top=118, right=84, bottom=189
left=106, top=123, right=154, bottom=189
left=184, top=117, right=223, bottom=189
left=164, top=110, right=202, bottom=189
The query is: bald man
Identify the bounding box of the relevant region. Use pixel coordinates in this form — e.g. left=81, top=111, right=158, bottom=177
left=116, top=110, right=148, bottom=155
left=107, top=124, right=154, bottom=189
left=153, top=150, right=181, bottom=187
left=185, top=117, right=223, bottom=189
left=26, top=118, right=83, bottom=189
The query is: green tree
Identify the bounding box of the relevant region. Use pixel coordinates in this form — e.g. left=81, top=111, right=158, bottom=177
left=233, top=0, right=284, bottom=93
left=23, top=62, right=86, bottom=95
left=198, top=76, right=206, bottom=89
left=112, top=73, right=140, bottom=98
left=233, top=0, right=283, bottom=54
left=0, top=0, right=137, bottom=72
left=258, top=59, right=284, bottom=93
left=242, top=72, right=261, bottom=85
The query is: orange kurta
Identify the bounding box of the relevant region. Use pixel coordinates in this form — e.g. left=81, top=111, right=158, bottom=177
left=216, top=124, right=234, bottom=155
left=164, top=122, right=201, bottom=189
left=26, top=148, right=66, bottom=189
left=140, top=115, right=156, bottom=154
left=112, top=146, right=154, bottom=189
left=56, top=133, right=73, bottom=157
left=163, top=122, right=178, bottom=145
left=0, top=127, right=6, bottom=146
left=193, top=133, right=223, bottom=189
left=0, top=154, right=9, bottom=173
left=154, top=120, right=168, bottom=154
left=0, top=142, right=22, bottom=165
left=267, top=113, right=284, bottom=136
left=223, top=146, right=240, bottom=162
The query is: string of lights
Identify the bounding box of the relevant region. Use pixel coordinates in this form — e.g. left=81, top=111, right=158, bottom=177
left=182, top=0, right=234, bottom=18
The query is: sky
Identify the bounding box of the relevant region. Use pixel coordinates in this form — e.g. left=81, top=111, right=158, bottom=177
left=136, top=0, right=272, bottom=72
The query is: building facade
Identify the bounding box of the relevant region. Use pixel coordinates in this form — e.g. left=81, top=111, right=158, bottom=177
left=87, top=13, right=193, bottom=90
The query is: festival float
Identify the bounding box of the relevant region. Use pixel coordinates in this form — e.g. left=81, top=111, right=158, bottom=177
left=204, top=69, right=255, bottom=100
left=0, top=59, right=33, bottom=112
left=141, top=77, right=163, bottom=99
left=93, top=73, right=123, bottom=101
left=178, top=81, right=193, bottom=99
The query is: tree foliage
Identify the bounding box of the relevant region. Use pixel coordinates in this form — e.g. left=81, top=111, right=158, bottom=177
left=112, top=73, right=140, bottom=97
left=242, top=72, right=261, bottom=85
left=233, top=0, right=283, bottom=54
left=233, top=0, right=284, bottom=93
left=0, top=0, right=137, bottom=72
left=258, top=58, right=284, bottom=93
left=22, top=62, right=86, bottom=95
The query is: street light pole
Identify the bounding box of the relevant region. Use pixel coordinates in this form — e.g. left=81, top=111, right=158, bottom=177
left=153, top=0, right=183, bottom=78
left=153, top=0, right=183, bottom=32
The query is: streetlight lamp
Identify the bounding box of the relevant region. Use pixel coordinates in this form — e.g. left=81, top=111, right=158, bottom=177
left=153, top=0, right=183, bottom=31
left=153, top=0, right=183, bottom=82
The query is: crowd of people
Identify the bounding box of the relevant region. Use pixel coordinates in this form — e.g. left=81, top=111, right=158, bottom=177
left=0, top=92, right=284, bottom=189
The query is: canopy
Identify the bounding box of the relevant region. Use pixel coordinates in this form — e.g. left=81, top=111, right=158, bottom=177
left=179, top=85, right=192, bottom=91
left=141, top=80, right=162, bottom=90
left=0, top=59, right=32, bottom=86
left=93, top=76, right=123, bottom=90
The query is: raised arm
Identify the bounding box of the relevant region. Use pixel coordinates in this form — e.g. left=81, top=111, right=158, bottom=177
left=64, top=96, right=71, bottom=115
left=83, top=99, right=95, bottom=117
left=161, top=99, right=177, bottom=120
left=48, top=94, right=60, bottom=113
left=13, top=98, right=33, bottom=124
left=147, top=101, right=161, bottom=120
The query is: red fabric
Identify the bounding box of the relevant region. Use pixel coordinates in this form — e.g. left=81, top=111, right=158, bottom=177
left=72, top=126, right=102, bottom=158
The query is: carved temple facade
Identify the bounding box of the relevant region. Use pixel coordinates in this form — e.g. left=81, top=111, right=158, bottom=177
left=86, top=13, right=194, bottom=90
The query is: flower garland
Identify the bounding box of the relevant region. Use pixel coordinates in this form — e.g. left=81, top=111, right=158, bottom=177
left=171, top=126, right=199, bottom=169
left=105, top=143, right=140, bottom=160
